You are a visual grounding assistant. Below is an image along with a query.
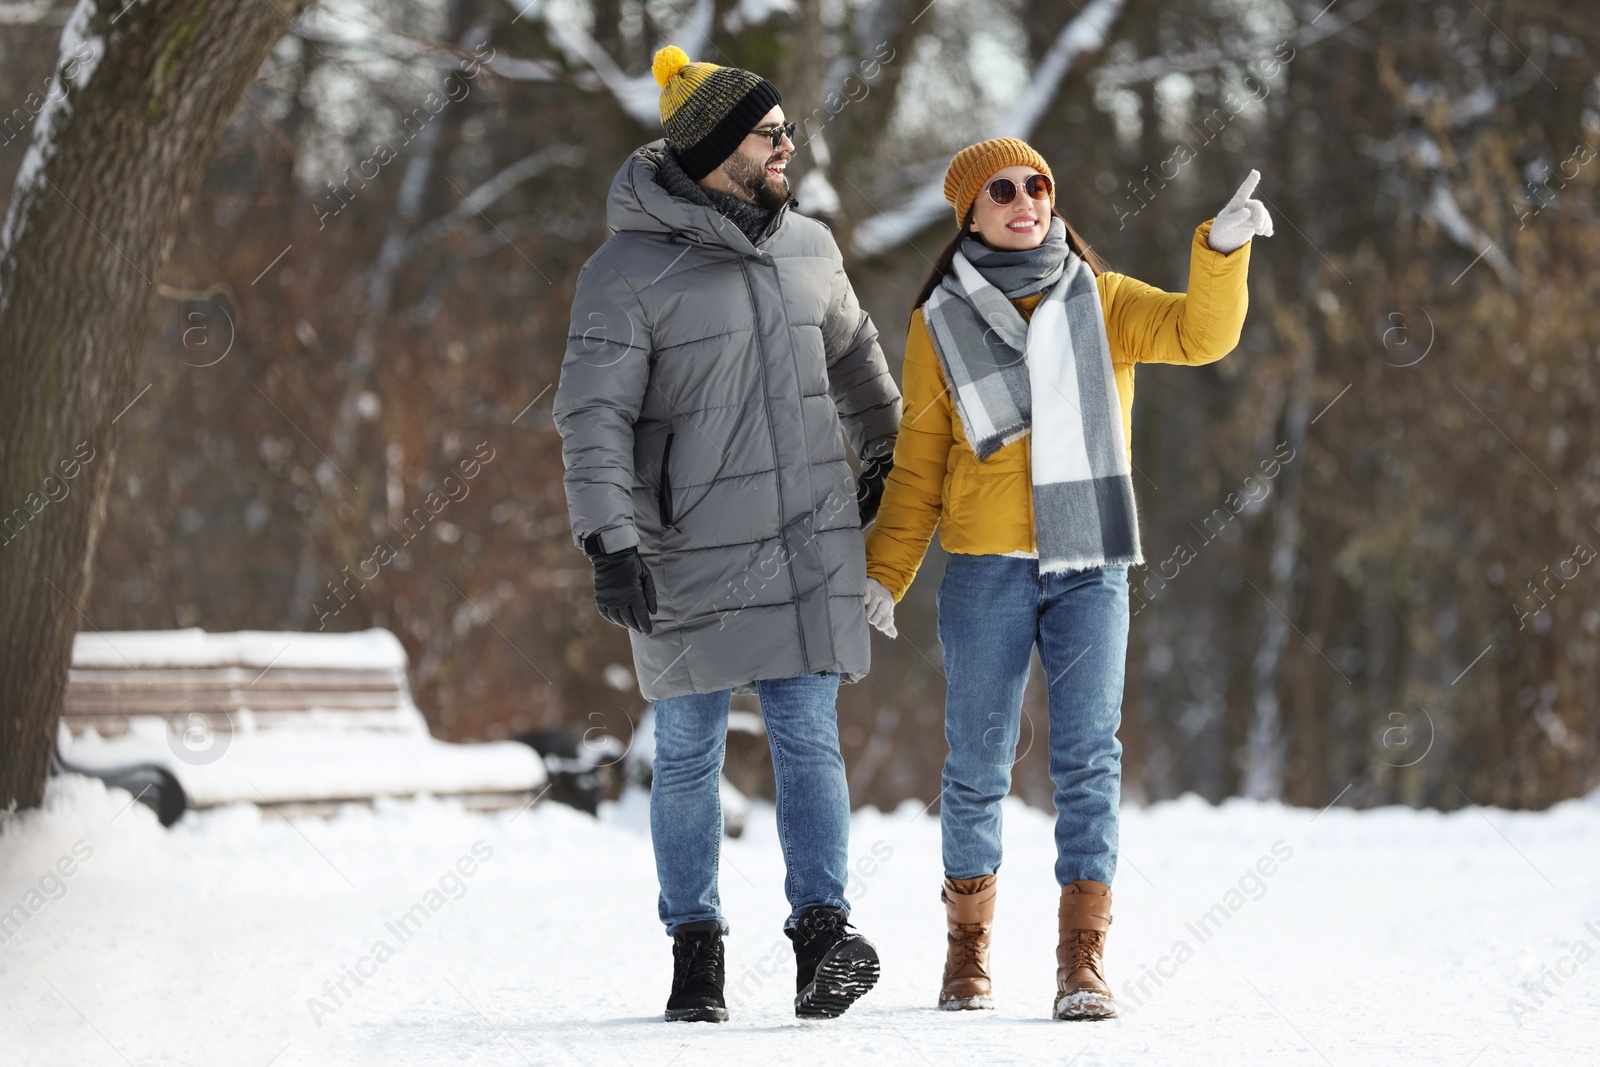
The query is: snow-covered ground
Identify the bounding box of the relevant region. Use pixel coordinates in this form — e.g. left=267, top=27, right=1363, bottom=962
left=2, top=775, right=1597, bottom=1066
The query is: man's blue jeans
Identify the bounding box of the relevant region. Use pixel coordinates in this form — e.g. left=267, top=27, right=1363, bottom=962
left=936, top=553, right=1130, bottom=887
left=650, top=671, right=851, bottom=936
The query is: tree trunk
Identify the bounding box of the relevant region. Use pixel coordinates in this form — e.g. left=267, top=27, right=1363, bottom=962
left=0, top=0, right=312, bottom=811
left=1240, top=326, right=1313, bottom=800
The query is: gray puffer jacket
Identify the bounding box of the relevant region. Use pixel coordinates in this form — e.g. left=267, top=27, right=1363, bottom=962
left=553, top=141, right=901, bottom=700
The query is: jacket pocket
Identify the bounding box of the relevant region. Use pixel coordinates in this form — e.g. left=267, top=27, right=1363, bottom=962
left=943, top=451, right=973, bottom=523
left=657, top=431, right=676, bottom=528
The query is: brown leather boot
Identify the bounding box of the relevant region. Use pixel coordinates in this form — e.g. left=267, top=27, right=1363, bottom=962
left=1053, top=879, right=1116, bottom=1019
left=939, top=874, right=997, bottom=1010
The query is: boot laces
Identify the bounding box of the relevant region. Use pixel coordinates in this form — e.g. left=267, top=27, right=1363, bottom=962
left=796, top=907, right=850, bottom=944
left=676, top=936, right=721, bottom=985
left=686, top=944, right=720, bottom=983
left=949, top=922, right=990, bottom=969
left=1067, top=928, right=1104, bottom=978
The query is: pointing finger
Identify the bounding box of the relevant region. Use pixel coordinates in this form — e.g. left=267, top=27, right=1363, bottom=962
left=1224, top=169, right=1261, bottom=214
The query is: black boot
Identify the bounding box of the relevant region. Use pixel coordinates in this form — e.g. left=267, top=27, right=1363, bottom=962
left=665, top=921, right=729, bottom=1023
left=787, top=906, right=880, bottom=1019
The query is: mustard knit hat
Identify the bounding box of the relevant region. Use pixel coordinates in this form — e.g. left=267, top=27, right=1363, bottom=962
left=943, top=137, right=1056, bottom=227
left=653, top=45, right=783, bottom=181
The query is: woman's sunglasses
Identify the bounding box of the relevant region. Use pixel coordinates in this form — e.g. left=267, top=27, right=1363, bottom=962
left=985, top=173, right=1053, bottom=206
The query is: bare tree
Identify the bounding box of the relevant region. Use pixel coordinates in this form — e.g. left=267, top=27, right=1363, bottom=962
left=0, top=0, right=312, bottom=810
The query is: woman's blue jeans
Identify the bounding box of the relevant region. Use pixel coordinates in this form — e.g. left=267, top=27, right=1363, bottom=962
left=649, top=672, right=851, bottom=936
left=937, top=553, right=1130, bottom=887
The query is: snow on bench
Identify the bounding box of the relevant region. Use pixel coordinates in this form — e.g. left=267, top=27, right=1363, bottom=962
left=58, top=628, right=547, bottom=813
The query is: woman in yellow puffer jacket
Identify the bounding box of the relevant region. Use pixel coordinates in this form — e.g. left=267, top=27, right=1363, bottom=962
left=860, top=138, right=1270, bottom=1021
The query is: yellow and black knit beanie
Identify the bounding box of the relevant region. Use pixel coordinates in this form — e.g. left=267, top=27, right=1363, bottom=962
left=944, top=137, right=1056, bottom=227
left=653, top=45, right=782, bottom=181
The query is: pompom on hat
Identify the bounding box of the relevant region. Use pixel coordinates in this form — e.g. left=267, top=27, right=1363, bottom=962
left=652, top=45, right=782, bottom=181
left=943, top=137, right=1056, bottom=227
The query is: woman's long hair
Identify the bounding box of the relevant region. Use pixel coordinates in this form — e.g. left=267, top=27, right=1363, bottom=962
left=911, top=206, right=1109, bottom=310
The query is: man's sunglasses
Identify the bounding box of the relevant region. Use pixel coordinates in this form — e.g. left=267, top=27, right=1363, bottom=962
left=986, top=172, right=1053, bottom=206
left=746, top=121, right=798, bottom=150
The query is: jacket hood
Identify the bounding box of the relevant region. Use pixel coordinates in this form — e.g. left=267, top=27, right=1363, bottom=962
left=604, top=140, right=790, bottom=256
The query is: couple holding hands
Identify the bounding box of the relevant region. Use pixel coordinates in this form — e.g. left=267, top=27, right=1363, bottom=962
left=553, top=45, right=1270, bottom=1024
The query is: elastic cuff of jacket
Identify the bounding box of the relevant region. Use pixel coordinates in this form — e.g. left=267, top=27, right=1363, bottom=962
left=865, top=567, right=902, bottom=603
left=581, top=526, right=638, bottom=558
left=1198, top=217, right=1236, bottom=255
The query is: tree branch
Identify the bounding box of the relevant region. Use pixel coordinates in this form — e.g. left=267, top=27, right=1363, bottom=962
left=851, top=0, right=1128, bottom=259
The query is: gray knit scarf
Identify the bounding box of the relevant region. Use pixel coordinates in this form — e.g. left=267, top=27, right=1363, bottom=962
left=922, top=216, right=1144, bottom=572
left=652, top=145, right=781, bottom=246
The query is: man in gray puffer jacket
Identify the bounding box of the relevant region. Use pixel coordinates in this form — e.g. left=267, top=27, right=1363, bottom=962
left=552, top=46, right=900, bottom=1022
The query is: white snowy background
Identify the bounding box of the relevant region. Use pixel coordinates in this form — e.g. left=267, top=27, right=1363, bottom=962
left=2, top=774, right=1598, bottom=1066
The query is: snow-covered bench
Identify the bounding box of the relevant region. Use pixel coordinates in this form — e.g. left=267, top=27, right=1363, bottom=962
left=58, top=628, right=547, bottom=817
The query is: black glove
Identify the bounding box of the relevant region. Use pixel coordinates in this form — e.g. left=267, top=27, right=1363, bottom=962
left=583, top=535, right=657, bottom=634
left=856, top=453, right=893, bottom=527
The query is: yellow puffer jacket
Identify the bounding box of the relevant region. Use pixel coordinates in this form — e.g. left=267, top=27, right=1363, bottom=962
left=865, top=218, right=1252, bottom=602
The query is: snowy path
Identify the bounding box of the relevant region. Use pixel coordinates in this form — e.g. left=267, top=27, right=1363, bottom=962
left=2, top=776, right=1598, bottom=1066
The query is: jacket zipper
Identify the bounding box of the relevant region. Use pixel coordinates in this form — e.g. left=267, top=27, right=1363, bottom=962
left=658, top=431, right=676, bottom=529
left=736, top=258, right=810, bottom=669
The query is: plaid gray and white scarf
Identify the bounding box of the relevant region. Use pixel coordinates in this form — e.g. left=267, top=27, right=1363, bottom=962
left=922, top=216, right=1144, bottom=572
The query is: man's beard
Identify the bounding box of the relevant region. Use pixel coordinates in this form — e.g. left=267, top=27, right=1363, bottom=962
left=725, top=150, right=790, bottom=212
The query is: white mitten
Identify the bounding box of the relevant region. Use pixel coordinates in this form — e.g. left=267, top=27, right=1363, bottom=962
left=1207, top=169, right=1274, bottom=254
left=863, top=577, right=898, bottom=638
